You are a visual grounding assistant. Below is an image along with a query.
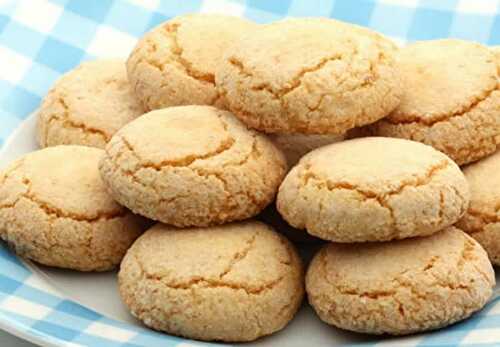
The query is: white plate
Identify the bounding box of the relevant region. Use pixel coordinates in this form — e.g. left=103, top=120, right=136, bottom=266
left=0, top=113, right=499, bottom=347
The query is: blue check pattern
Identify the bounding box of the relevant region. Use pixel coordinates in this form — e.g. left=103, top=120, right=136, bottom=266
left=0, top=0, right=500, bottom=346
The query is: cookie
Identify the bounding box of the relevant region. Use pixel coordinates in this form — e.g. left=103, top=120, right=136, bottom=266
left=0, top=146, right=145, bottom=271
left=306, top=227, right=495, bottom=335
left=456, top=150, right=500, bottom=264
left=270, top=133, right=344, bottom=168
left=118, top=221, right=304, bottom=342
left=127, top=14, right=257, bottom=111
left=366, top=39, right=500, bottom=165
left=99, top=105, right=286, bottom=227
left=277, top=137, right=469, bottom=242
left=215, top=18, right=401, bottom=134
left=37, top=60, right=143, bottom=149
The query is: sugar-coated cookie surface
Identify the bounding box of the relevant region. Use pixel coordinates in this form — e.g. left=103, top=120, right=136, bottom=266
left=456, top=150, right=500, bottom=264
left=118, top=221, right=304, bottom=342
left=0, top=146, right=145, bottom=271
left=127, top=14, right=257, bottom=111
left=366, top=39, right=500, bottom=165
left=277, top=137, right=470, bottom=242
left=216, top=18, right=401, bottom=134
left=270, top=133, right=345, bottom=168
left=37, top=60, right=143, bottom=149
left=306, top=227, right=495, bottom=335
left=99, top=105, right=287, bottom=226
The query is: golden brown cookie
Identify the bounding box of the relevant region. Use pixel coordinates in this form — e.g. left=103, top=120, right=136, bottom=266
left=0, top=146, right=145, bottom=271
left=277, top=137, right=469, bottom=242
left=216, top=18, right=401, bottom=134
left=37, top=60, right=143, bottom=149
left=366, top=39, right=500, bottom=165
left=127, top=14, right=257, bottom=111
left=306, top=227, right=495, bottom=335
left=456, top=150, right=500, bottom=264
left=99, top=105, right=286, bottom=226
left=118, top=221, right=304, bottom=342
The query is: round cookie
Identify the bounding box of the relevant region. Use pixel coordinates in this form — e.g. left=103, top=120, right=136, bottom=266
left=118, top=221, right=304, bottom=342
left=366, top=39, right=500, bottom=165
left=37, top=59, right=144, bottom=149
left=277, top=137, right=470, bottom=242
left=306, top=227, right=495, bottom=335
left=270, top=133, right=344, bottom=168
left=215, top=18, right=401, bottom=134
left=99, top=105, right=286, bottom=227
left=127, top=14, right=257, bottom=111
left=0, top=146, right=145, bottom=271
left=456, top=150, right=500, bottom=264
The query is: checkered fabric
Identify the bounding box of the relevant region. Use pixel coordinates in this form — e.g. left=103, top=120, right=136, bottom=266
left=0, top=0, right=500, bottom=346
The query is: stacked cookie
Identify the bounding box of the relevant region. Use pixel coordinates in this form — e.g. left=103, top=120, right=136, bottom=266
left=0, top=12, right=499, bottom=344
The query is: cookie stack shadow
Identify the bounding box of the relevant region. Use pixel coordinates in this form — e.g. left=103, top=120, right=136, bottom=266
left=1, top=13, right=499, bottom=343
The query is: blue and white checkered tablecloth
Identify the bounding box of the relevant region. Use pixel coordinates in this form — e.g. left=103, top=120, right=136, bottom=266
left=0, top=1, right=500, bottom=346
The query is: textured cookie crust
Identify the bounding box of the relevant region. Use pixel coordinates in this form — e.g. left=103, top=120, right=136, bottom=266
left=367, top=39, right=500, bottom=165
left=270, top=133, right=345, bottom=168
left=99, top=105, right=286, bottom=227
left=216, top=18, right=401, bottom=134
left=127, top=14, right=257, bottom=111
left=306, top=227, right=495, bottom=335
left=0, top=146, right=145, bottom=271
left=277, top=137, right=470, bottom=242
left=37, top=60, right=143, bottom=149
left=456, top=150, right=500, bottom=264
left=118, top=221, right=304, bottom=342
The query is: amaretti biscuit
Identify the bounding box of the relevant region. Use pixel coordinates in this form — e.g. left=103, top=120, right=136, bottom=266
left=37, top=60, right=143, bottom=149
left=0, top=146, right=145, bottom=271
left=277, top=137, right=469, bottom=242
left=127, top=14, right=257, bottom=111
left=216, top=18, right=401, bottom=134
left=118, top=221, right=304, bottom=342
left=306, top=227, right=495, bottom=335
left=456, top=150, right=500, bottom=264
left=99, top=105, right=286, bottom=227
left=366, top=39, right=500, bottom=165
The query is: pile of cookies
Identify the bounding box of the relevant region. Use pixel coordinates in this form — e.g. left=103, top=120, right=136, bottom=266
left=1, top=13, right=500, bottom=343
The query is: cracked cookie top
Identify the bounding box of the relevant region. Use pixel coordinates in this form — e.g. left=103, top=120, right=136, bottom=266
left=37, top=59, right=144, bottom=149
left=118, top=221, right=304, bottom=342
left=99, top=105, right=287, bottom=227
left=277, top=137, right=470, bottom=242
left=306, top=226, right=495, bottom=335
left=456, top=150, right=500, bottom=264
left=126, top=14, right=257, bottom=111
left=0, top=145, right=125, bottom=218
left=389, top=39, right=498, bottom=123
left=215, top=18, right=402, bottom=134
left=366, top=40, right=500, bottom=165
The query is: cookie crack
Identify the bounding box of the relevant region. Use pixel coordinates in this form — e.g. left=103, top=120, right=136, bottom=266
left=386, top=83, right=500, bottom=126
left=140, top=23, right=215, bottom=88
left=219, top=233, right=257, bottom=279
left=134, top=254, right=285, bottom=296
left=119, top=115, right=236, bottom=170
left=464, top=208, right=500, bottom=234
left=44, top=97, right=109, bottom=143
left=0, top=174, right=126, bottom=222
left=300, top=160, right=450, bottom=228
